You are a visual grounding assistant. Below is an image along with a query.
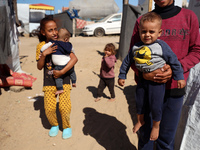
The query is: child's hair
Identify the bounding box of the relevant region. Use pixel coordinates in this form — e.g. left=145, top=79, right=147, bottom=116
left=37, top=16, right=56, bottom=42
left=58, top=28, right=71, bottom=41
left=104, top=43, right=116, bottom=55
left=140, top=12, right=162, bottom=28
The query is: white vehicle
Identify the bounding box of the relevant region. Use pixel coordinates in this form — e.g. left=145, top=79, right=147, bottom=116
left=82, top=13, right=122, bottom=37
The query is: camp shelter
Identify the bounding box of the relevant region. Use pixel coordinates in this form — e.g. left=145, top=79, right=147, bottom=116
left=188, top=0, right=200, bottom=26
left=29, top=3, right=55, bottom=11
left=52, top=11, right=73, bottom=36
left=17, top=3, right=55, bottom=36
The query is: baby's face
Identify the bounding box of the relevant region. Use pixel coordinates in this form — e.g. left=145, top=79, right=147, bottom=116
left=139, top=20, right=162, bottom=45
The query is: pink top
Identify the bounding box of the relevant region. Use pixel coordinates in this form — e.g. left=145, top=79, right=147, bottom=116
left=100, top=55, right=117, bottom=78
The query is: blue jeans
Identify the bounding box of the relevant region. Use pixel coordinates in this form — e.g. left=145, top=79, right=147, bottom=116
left=55, top=65, right=76, bottom=90
left=138, top=96, right=184, bottom=150
left=136, top=79, right=165, bottom=121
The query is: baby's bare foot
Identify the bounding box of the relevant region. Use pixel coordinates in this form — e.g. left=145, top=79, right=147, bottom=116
left=150, top=126, right=159, bottom=141
left=55, top=90, right=64, bottom=95
left=133, top=121, right=144, bottom=133
left=94, top=98, right=101, bottom=102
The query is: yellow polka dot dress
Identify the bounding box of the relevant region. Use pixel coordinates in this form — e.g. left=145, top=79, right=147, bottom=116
left=36, top=42, right=72, bottom=129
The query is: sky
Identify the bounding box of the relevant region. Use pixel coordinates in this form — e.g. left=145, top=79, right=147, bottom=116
left=17, top=0, right=139, bottom=14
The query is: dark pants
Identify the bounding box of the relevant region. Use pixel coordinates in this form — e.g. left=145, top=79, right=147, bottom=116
left=97, top=77, right=115, bottom=98
left=136, top=79, right=165, bottom=121
left=138, top=96, right=184, bottom=150
left=55, top=65, right=76, bottom=90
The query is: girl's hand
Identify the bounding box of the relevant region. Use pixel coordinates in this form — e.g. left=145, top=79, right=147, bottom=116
left=42, top=43, right=57, bottom=56
left=104, top=54, right=109, bottom=57
left=178, top=80, right=186, bottom=89
left=53, top=70, right=63, bottom=79
left=143, top=64, right=172, bottom=83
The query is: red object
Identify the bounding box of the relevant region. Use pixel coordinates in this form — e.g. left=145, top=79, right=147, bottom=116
left=30, top=3, right=53, bottom=7
left=0, top=64, right=37, bottom=87
left=76, top=18, right=87, bottom=29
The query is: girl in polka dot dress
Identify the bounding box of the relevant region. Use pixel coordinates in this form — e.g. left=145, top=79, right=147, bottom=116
left=36, top=17, right=78, bottom=139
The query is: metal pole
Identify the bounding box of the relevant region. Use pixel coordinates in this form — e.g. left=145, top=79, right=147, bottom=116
left=123, top=0, right=129, bottom=5
left=72, top=18, right=75, bottom=37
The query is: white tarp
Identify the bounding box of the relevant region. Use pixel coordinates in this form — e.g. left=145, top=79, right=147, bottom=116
left=179, top=62, right=200, bottom=150
left=69, top=0, right=119, bottom=20
left=17, top=3, right=29, bottom=34
left=0, top=0, right=22, bottom=72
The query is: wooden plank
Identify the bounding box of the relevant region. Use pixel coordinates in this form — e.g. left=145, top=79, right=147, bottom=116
left=148, top=0, right=153, bottom=11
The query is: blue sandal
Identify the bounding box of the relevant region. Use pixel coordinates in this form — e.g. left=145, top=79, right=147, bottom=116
left=62, top=128, right=72, bottom=139
left=49, top=125, right=59, bottom=137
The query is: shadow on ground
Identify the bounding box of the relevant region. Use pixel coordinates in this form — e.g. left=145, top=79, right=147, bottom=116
left=96, top=50, right=104, bottom=56
left=86, top=86, right=110, bottom=99
left=115, top=85, right=137, bottom=127
left=33, top=96, right=62, bottom=130
left=82, top=107, right=137, bottom=150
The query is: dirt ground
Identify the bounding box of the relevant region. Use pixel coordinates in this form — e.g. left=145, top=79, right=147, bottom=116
left=0, top=35, right=138, bottom=150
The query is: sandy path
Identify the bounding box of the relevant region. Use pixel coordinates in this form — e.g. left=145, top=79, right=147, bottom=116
left=0, top=35, right=138, bottom=150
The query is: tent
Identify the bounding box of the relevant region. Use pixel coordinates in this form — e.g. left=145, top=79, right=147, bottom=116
left=69, top=0, right=119, bottom=20
left=0, top=0, right=21, bottom=72
left=188, top=0, right=200, bottom=26
left=0, top=0, right=36, bottom=88
left=29, top=3, right=54, bottom=11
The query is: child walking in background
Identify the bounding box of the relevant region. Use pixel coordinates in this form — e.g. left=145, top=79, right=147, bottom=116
left=95, top=43, right=117, bottom=102
left=118, top=12, right=185, bottom=140
left=36, top=17, right=78, bottom=139
left=41, top=28, right=77, bottom=95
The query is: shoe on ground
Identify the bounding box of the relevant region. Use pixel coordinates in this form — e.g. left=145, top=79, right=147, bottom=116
left=62, top=128, right=72, bottom=139
left=49, top=125, right=59, bottom=137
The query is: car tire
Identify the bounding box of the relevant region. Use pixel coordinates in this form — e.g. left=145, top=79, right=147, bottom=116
left=94, top=28, right=105, bottom=37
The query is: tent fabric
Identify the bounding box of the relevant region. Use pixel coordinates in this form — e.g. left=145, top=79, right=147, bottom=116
left=76, top=18, right=87, bottom=29
left=29, top=3, right=54, bottom=11
left=0, top=0, right=22, bottom=72
left=175, top=62, right=200, bottom=150
left=188, top=0, right=200, bottom=26
left=117, top=4, right=142, bottom=61
left=52, top=12, right=73, bottom=34
left=0, top=4, right=11, bottom=64
left=69, top=0, right=119, bottom=20
left=0, top=64, right=36, bottom=87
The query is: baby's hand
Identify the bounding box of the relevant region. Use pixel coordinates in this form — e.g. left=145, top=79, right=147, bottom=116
left=43, top=43, right=57, bottom=56
left=177, top=80, right=186, bottom=89
left=118, top=79, right=125, bottom=87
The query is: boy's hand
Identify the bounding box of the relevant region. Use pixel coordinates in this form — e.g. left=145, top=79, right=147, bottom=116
left=118, top=79, right=125, bottom=87
left=143, top=64, right=172, bottom=83
left=42, top=43, right=57, bottom=56
left=178, top=80, right=186, bottom=89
